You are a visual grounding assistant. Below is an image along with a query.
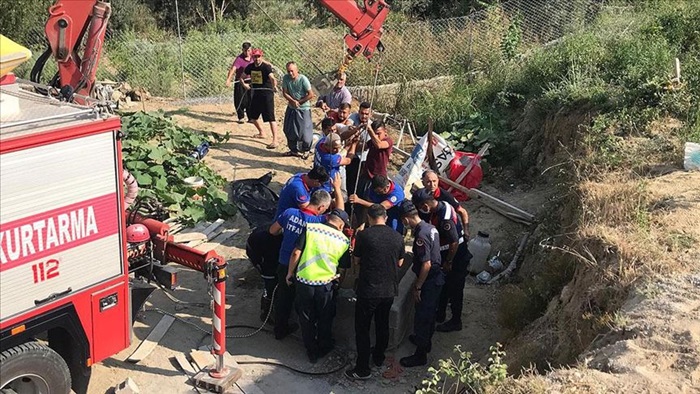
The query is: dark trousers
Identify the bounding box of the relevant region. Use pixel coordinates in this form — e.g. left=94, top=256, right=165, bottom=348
left=354, top=297, right=393, bottom=374
left=438, top=243, right=472, bottom=323
left=283, top=107, right=313, bottom=153
left=233, top=82, right=250, bottom=120
left=274, top=264, right=296, bottom=336
left=294, top=282, right=336, bottom=355
left=413, top=276, right=443, bottom=353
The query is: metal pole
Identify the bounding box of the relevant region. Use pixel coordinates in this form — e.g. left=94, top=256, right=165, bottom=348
left=174, top=0, right=187, bottom=100
left=209, top=258, right=229, bottom=377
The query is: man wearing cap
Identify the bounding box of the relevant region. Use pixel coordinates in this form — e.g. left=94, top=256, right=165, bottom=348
left=274, top=166, right=329, bottom=220
left=349, top=174, right=405, bottom=233
left=269, top=189, right=331, bottom=340
left=282, top=61, right=315, bottom=159
left=399, top=200, right=444, bottom=368
left=241, top=48, right=279, bottom=149
left=413, top=189, right=472, bottom=332
left=286, top=209, right=351, bottom=363
left=420, top=170, right=470, bottom=236
left=345, top=204, right=405, bottom=380
left=315, top=133, right=356, bottom=197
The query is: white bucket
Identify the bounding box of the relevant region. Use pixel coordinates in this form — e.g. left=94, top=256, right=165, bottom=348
left=183, top=176, right=204, bottom=188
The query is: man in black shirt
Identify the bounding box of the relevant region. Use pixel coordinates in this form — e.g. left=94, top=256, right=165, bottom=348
left=345, top=204, right=405, bottom=380
left=413, top=189, right=473, bottom=332
left=240, top=48, right=280, bottom=149
left=398, top=200, right=444, bottom=368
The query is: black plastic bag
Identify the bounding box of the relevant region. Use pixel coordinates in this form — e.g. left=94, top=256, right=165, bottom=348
left=229, top=172, right=279, bottom=228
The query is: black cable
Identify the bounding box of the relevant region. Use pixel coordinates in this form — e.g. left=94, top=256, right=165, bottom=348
left=235, top=358, right=348, bottom=376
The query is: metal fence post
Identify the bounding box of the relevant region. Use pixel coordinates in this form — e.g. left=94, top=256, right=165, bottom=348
left=174, top=0, right=187, bottom=100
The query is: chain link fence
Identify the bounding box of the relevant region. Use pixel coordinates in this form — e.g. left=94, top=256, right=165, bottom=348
left=14, top=0, right=602, bottom=108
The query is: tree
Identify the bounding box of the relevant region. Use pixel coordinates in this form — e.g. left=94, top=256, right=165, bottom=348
left=0, top=0, right=54, bottom=45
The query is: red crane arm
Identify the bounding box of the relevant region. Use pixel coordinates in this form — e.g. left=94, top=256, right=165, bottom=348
left=319, top=0, right=389, bottom=60
left=44, top=0, right=111, bottom=104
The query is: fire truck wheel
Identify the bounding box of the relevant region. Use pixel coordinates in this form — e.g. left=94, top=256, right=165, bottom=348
left=0, top=342, right=71, bottom=394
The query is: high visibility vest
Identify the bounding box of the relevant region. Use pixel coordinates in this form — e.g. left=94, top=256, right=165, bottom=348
left=296, top=223, right=350, bottom=285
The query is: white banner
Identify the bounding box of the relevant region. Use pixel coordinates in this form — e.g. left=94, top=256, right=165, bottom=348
left=393, top=134, right=455, bottom=196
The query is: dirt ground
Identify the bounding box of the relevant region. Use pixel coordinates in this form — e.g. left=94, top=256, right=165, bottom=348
left=86, top=97, right=552, bottom=393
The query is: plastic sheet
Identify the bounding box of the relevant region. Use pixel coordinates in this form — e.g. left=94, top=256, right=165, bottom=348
left=229, top=172, right=279, bottom=228
left=685, top=142, right=700, bottom=171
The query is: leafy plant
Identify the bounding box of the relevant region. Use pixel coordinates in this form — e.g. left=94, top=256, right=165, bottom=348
left=417, top=344, right=508, bottom=394
left=121, top=111, right=235, bottom=224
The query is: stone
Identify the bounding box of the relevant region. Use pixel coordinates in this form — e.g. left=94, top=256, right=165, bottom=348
left=114, top=377, right=140, bottom=394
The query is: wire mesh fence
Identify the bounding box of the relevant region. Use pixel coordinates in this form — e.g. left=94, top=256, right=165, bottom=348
left=14, top=0, right=604, bottom=107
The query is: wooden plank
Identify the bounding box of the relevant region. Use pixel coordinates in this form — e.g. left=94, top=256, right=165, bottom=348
left=126, top=315, right=176, bottom=363
left=189, top=350, right=215, bottom=370
left=173, top=232, right=208, bottom=243
left=196, top=229, right=239, bottom=251
left=186, top=225, right=225, bottom=248
left=202, top=219, right=225, bottom=238
left=175, top=353, right=199, bottom=377
left=438, top=176, right=535, bottom=223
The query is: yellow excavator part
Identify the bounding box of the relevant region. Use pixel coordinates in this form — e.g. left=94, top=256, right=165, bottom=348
left=0, top=35, right=32, bottom=78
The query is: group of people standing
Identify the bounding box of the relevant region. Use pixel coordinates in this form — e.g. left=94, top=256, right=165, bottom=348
left=226, top=42, right=351, bottom=159
left=238, top=42, right=473, bottom=380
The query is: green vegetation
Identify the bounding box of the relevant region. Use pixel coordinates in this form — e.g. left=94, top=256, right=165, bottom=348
left=404, top=1, right=700, bottom=169
left=418, top=344, right=508, bottom=394
left=120, top=111, right=235, bottom=224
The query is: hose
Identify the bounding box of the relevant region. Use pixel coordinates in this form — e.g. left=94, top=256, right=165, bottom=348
left=146, top=283, right=350, bottom=375
left=123, top=169, right=139, bottom=209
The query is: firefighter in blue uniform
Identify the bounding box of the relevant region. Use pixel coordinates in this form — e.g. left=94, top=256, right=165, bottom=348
left=413, top=188, right=472, bottom=332
left=349, top=174, right=405, bottom=233
left=398, top=200, right=444, bottom=367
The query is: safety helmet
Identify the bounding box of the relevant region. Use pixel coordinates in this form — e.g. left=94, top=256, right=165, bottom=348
left=126, top=223, right=150, bottom=243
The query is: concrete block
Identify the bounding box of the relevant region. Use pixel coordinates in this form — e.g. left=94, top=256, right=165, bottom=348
left=114, top=377, right=140, bottom=394
left=388, top=268, right=416, bottom=349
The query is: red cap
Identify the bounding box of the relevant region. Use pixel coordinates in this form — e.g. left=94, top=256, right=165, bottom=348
left=251, top=48, right=263, bottom=57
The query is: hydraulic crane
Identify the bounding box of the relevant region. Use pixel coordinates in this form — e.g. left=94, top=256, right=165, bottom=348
left=31, top=0, right=389, bottom=104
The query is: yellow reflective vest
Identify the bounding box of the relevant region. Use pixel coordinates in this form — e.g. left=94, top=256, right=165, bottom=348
left=296, top=223, right=350, bottom=285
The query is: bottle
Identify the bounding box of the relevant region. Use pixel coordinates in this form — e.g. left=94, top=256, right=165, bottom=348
left=190, top=141, right=210, bottom=160
left=467, top=231, right=492, bottom=274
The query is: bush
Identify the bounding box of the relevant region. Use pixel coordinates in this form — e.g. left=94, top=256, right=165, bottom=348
left=418, top=344, right=508, bottom=394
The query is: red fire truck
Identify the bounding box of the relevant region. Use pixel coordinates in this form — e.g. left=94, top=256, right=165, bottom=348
left=0, top=1, right=389, bottom=393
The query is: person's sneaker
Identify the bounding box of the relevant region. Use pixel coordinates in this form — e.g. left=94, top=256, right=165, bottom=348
left=300, top=152, right=310, bottom=160
left=436, top=320, right=462, bottom=333
left=408, top=334, right=431, bottom=353
left=344, top=368, right=371, bottom=380
left=274, top=322, right=299, bottom=340
left=400, top=353, right=427, bottom=368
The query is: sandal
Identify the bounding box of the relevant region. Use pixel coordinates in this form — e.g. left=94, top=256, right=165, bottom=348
left=266, top=143, right=278, bottom=149
left=252, top=134, right=265, bottom=139
left=284, top=151, right=299, bottom=157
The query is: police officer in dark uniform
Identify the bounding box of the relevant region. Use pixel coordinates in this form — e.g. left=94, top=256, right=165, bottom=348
left=413, top=189, right=472, bottom=332
left=398, top=200, right=444, bottom=368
